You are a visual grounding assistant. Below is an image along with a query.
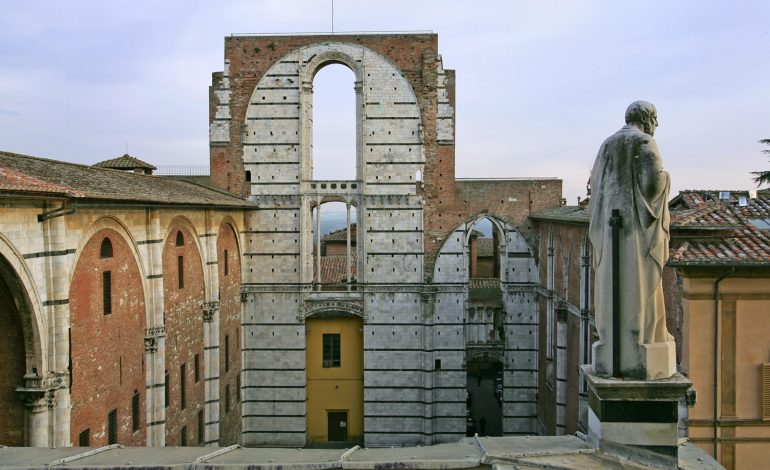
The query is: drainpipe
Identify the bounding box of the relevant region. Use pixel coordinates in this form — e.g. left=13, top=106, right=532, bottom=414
left=713, top=269, right=733, bottom=458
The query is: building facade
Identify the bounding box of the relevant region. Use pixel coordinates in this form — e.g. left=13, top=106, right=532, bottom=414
left=0, top=152, right=250, bottom=447
left=207, top=33, right=562, bottom=446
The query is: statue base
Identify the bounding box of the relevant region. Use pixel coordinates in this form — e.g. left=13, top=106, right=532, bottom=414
left=592, top=340, right=676, bottom=380
left=580, top=364, right=691, bottom=470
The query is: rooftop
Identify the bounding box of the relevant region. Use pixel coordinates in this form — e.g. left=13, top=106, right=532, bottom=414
left=0, top=151, right=254, bottom=209
left=93, top=153, right=156, bottom=171
left=0, top=436, right=720, bottom=469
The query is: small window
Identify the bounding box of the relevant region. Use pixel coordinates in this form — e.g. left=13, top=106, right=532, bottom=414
left=224, top=249, right=229, bottom=276
left=322, top=333, right=341, bottom=368
left=180, top=363, right=187, bottom=409
left=100, top=238, right=113, bottom=258
left=102, top=271, right=112, bottom=315
left=107, top=409, right=117, bottom=445
left=237, top=374, right=241, bottom=402
left=78, top=429, right=90, bottom=447
left=176, top=231, right=184, bottom=247
left=435, top=359, right=442, bottom=370
left=245, top=170, right=252, bottom=182
left=177, top=255, right=184, bottom=289
left=132, top=391, right=140, bottom=432
left=198, top=410, right=205, bottom=445
left=164, top=370, right=169, bottom=408
left=225, top=383, right=231, bottom=414
left=181, top=426, right=188, bottom=447
left=224, top=335, right=230, bottom=373
left=194, top=353, right=200, bottom=383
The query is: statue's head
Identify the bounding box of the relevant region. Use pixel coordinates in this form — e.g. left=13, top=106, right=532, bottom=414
left=625, top=101, right=658, bottom=136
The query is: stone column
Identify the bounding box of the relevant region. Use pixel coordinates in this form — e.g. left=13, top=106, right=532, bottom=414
left=202, top=301, right=220, bottom=446
left=16, top=372, right=53, bottom=447
left=420, top=290, right=436, bottom=445
left=144, top=209, right=166, bottom=446
left=43, top=213, right=70, bottom=446
left=346, top=202, right=351, bottom=287
left=315, top=203, right=322, bottom=287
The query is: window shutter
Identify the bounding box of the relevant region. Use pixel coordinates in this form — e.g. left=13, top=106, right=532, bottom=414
left=762, top=363, right=770, bottom=421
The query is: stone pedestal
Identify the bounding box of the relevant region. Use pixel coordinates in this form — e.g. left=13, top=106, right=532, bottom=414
left=580, top=365, right=691, bottom=470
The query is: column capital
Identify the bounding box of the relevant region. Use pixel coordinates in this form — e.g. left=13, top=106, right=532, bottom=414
left=16, top=372, right=61, bottom=412
left=201, top=300, right=220, bottom=322
left=144, top=326, right=166, bottom=352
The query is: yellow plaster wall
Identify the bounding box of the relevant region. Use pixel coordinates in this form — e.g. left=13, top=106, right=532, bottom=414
left=306, top=317, right=363, bottom=444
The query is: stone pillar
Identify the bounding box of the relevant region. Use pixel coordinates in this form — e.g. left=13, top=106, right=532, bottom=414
left=16, top=373, right=53, bottom=447
left=315, top=203, right=322, bottom=286
left=43, top=214, right=70, bottom=446
left=144, top=209, right=166, bottom=446
left=581, top=365, right=690, bottom=469
left=202, top=301, right=220, bottom=446
left=555, top=311, right=567, bottom=435
left=421, top=290, right=436, bottom=445
left=346, top=202, right=351, bottom=286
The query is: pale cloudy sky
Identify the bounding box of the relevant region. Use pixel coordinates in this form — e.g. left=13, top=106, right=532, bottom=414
left=1, top=1, right=768, bottom=205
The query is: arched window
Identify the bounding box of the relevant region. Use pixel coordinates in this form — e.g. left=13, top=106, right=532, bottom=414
left=312, top=64, right=356, bottom=180
left=100, top=238, right=113, bottom=258
left=176, top=231, right=184, bottom=247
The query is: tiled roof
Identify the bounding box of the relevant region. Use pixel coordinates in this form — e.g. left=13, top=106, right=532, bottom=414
left=93, top=153, right=157, bottom=170
left=669, top=189, right=770, bottom=267
left=317, top=255, right=357, bottom=284
left=476, top=238, right=494, bottom=257
left=323, top=224, right=357, bottom=242
left=0, top=166, right=83, bottom=197
left=0, top=151, right=254, bottom=208
left=529, top=206, right=589, bottom=224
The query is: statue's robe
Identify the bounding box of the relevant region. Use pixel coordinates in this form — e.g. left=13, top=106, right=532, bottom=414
left=588, top=125, right=673, bottom=378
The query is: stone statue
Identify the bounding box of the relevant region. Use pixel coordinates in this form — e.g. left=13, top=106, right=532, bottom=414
left=588, top=101, right=675, bottom=380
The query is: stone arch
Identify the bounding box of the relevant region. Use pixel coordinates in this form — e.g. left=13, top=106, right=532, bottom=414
left=163, top=215, right=208, bottom=297
left=0, top=235, right=48, bottom=445
left=0, top=233, right=46, bottom=376
left=70, top=216, right=147, bottom=295
left=69, top=225, right=147, bottom=446
left=244, top=42, right=424, bottom=196
left=302, top=300, right=365, bottom=321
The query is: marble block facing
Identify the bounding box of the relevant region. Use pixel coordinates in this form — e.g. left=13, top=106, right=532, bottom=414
left=581, top=364, right=691, bottom=470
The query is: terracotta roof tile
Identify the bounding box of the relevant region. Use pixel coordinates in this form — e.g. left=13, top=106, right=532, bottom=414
left=669, top=189, right=770, bottom=267
left=0, top=150, right=254, bottom=208
left=322, top=224, right=356, bottom=242
left=93, top=153, right=156, bottom=170
left=317, top=255, right=357, bottom=284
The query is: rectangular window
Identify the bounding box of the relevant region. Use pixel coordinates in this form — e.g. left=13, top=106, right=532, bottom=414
left=236, top=374, right=241, bottom=402
left=322, top=333, right=341, bottom=368
left=164, top=370, right=169, bottom=408
left=225, top=383, right=231, bottom=414
left=224, top=335, right=230, bottom=373
left=103, top=271, right=112, bottom=315
left=197, top=410, right=205, bottom=445
left=180, top=426, right=188, bottom=447
left=107, top=409, right=117, bottom=445
left=180, top=363, right=186, bottom=410
left=78, top=429, right=90, bottom=447
left=224, top=249, right=229, bottom=276
left=177, top=255, right=184, bottom=289
left=194, top=353, right=200, bottom=383
left=131, top=392, right=140, bottom=432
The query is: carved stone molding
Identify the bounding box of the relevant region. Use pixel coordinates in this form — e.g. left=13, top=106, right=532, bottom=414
left=144, top=326, right=166, bottom=352
left=16, top=372, right=62, bottom=412
left=302, top=298, right=364, bottom=321
left=201, top=301, right=220, bottom=322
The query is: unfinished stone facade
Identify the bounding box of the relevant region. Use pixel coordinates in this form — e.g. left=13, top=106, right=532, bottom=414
left=209, top=33, right=562, bottom=446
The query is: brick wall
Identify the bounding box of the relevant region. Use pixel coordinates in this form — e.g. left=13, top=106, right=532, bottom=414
left=0, top=271, right=25, bottom=446
left=217, top=222, right=242, bottom=445
left=163, top=226, right=206, bottom=446
left=69, top=229, right=146, bottom=446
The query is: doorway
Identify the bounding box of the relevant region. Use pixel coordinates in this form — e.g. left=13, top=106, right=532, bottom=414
left=327, top=411, right=348, bottom=442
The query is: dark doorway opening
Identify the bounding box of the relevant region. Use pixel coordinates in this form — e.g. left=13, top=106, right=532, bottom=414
left=327, top=411, right=348, bottom=442
left=466, top=358, right=503, bottom=436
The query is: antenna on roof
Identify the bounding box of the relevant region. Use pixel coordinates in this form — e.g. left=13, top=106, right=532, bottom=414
left=125, top=142, right=128, bottom=155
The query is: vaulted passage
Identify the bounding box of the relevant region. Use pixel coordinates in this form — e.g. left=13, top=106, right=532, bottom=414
left=0, top=255, right=26, bottom=446
left=312, top=64, right=357, bottom=181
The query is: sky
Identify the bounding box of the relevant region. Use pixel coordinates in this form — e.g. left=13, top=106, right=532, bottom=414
left=1, top=1, right=769, bottom=206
